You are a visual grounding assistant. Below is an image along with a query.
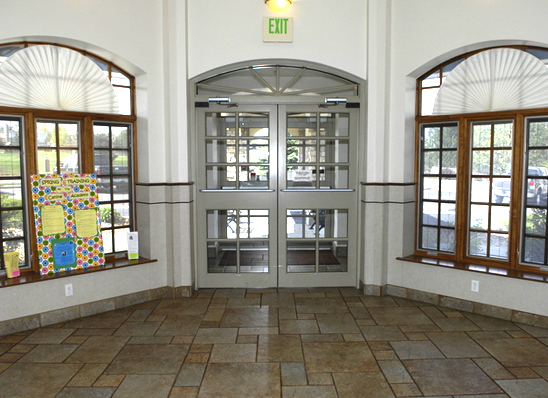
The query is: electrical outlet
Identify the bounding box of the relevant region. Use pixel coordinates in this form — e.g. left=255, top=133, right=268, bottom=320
left=471, top=280, right=479, bottom=293
left=65, top=283, right=73, bottom=297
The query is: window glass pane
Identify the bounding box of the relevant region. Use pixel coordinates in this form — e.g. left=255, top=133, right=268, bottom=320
left=287, top=210, right=316, bottom=239
left=238, top=209, right=269, bottom=239
left=471, top=150, right=491, bottom=175
left=320, top=139, right=349, bottom=163
left=114, top=228, right=129, bottom=252
left=525, top=208, right=546, bottom=236
left=472, top=124, right=491, bottom=148
left=320, top=166, right=348, bottom=189
left=239, top=166, right=269, bottom=189
left=206, top=139, right=236, bottom=163
left=423, top=177, right=439, bottom=200
left=239, top=139, right=269, bottom=163
left=59, top=123, right=79, bottom=147
left=529, top=121, right=548, bottom=147
left=206, top=166, right=236, bottom=189
left=421, top=226, right=438, bottom=250
left=112, top=126, right=129, bottom=149
left=320, top=113, right=349, bottom=137
left=238, top=113, right=268, bottom=137
left=422, top=202, right=439, bottom=226
left=442, top=125, right=458, bottom=148
left=111, top=68, right=130, bottom=86
left=493, top=150, right=512, bottom=175
left=318, top=241, right=347, bottom=272
left=0, top=149, right=21, bottom=177
left=207, top=210, right=237, bottom=239
left=287, top=113, right=317, bottom=137
left=287, top=166, right=315, bottom=188
left=490, top=206, right=510, bottom=232
left=206, top=113, right=236, bottom=137
left=470, top=204, right=489, bottom=230
left=439, top=228, right=455, bottom=252
left=423, top=127, right=440, bottom=149
left=113, top=86, right=131, bottom=115
left=287, top=140, right=316, bottom=163
left=440, top=203, right=456, bottom=227
left=440, top=177, right=456, bottom=201
left=469, top=232, right=487, bottom=256
left=421, top=70, right=440, bottom=88
left=94, top=125, right=110, bottom=148
left=208, top=241, right=237, bottom=273
left=240, top=241, right=268, bottom=273
left=441, top=151, right=457, bottom=173
left=287, top=241, right=316, bottom=273
left=523, top=237, right=545, bottom=264
left=490, top=233, right=508, bottom=259
left=37, top=122, right=56, bottom=147
left=492, top=178, right=511, bottom=203
left=423, top=151, right=439, bottom=174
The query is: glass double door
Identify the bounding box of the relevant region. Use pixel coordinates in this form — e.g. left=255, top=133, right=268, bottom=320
left=196, top=104, right=358, bottom=288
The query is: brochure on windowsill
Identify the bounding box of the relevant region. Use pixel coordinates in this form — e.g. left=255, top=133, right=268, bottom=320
left=127, top=232, right=139, bottom=260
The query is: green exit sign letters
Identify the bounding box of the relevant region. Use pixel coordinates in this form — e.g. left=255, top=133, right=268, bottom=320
left=263, top=17, right=293, bottom=43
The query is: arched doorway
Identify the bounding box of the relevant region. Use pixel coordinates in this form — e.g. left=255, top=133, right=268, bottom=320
left=191, top=61, right=365, bottom=288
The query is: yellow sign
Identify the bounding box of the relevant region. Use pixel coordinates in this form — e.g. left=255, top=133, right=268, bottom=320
left=46, top=194, right=65, bottom=201
left=41, top=178, right=62, bottom=186
left=64, top=177, right=92, bottom=185
left=263, top=17, right=293, bottom=43
left=41, top=205, right=66, bottom=236
left=71, top=192, right=90, bottom=199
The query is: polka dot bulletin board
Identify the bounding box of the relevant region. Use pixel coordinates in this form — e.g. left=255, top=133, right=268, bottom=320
left=31, top=174, right=105, bottom=275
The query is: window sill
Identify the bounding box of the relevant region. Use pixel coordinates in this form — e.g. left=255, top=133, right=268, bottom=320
left=397, top=254, right=548, bottom=283
left=0, top=256, right=158, bottom=289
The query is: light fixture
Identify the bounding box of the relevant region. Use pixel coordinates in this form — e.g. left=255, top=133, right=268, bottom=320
left=265, top=0, right=292, bottom=13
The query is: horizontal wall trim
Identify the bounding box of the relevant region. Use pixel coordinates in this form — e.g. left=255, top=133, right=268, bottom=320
left=361, top=182, right=416, bottom=186
left=136, top=182, right=194, bottom=186
left=136, top=200, right=193, bottom=205
left=362, top=200, right=415, bottom=205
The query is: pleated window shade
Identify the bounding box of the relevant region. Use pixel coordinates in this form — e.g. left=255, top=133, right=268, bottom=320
left=0, top=45, right=119, bottom=114
left=434, top=48, right=548, bottom=115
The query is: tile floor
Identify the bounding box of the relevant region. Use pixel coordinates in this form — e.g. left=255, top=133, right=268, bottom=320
left=1, top=288, right=548, bottom=397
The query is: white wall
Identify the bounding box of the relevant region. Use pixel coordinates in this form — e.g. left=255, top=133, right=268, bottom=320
left=187, top=0, right=367, bottom=80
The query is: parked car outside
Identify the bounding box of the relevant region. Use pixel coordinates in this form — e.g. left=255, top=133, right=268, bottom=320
left=527, top=166, right=548, bottom=205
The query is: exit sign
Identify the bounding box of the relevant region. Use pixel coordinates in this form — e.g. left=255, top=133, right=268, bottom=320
left=263, top=17, right=293, bottom=43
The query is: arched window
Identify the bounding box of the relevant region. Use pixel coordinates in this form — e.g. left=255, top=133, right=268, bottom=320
left=415, top=46, right=548, bottom=275
left=0, top=43, right=136, bottom=276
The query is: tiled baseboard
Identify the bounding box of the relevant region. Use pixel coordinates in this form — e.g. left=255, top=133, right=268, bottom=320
left=0, top=284, right=194, bottom=337
left=363, top=282, right=548, bottom=329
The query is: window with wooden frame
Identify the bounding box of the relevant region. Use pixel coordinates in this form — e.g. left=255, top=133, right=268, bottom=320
left=0, top=43, right=136, bottom=275
left=416, top=46, right=548, bottom=274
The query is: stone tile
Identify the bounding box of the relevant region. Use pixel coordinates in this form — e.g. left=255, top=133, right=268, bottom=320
left=202, top=309, right=225, bottom=322
left=20, top=328, right=76, bottom=344
left=281, top=362, right=307, bottom=386
left=236, top=335, right=257, bottom=344
left=308, top=372, right=333, bottom=385
left=476, top=338, right=548, bottom=367
left=405, top=332, right=429, bottom=341
left=226, top=298, right=261, bottom=308
left=67, top=363, right=108, bottom=387
left=343, top=333, right=364, bottom=342
left=19, top=344, right=78, bottom=363
left=193, top=328, right=238, bottom=344
left=127, top=309, right=153, bottom=322
left=463, top=313, right=521, bottom=331
left=378, top=360, right=414, bottom=383
left=278, top=307, right=297, bottom=320
left=279, top=319, right=319, bottom=334
left=257, top=335, right=303, bottom=362
left=368, top=307, right=434, bottom=326
left=404, top=358, right=503, bottom=396
left=517, top=323, right=548, bottom=338
left=175, top=363, right=206, bottom=387
left=468, top=331, right=513, bottom=340
left=349, top=307, right=372, bottom=320
left=508, top=367, right=541, bottom=378
left=151, top=298, right=210, bottom=316
left=360, top=325, right=408, bottom=341
left=360, top=296, right=398, bottom=307
left=155, top=316, right=203, bottom=336
left=210, top=343, right=256, bottom=363
left=295, top=297, right=349, bottom=313
left=282, top=385, right=337, bottom=397
left=400, top=324, right=443, bottom=333
left=114, top=321, right=161, bottom=336
left=300, top=334, right=344, bottom=343
left=170, top=386, right=199, bottom=398
left=64, top=309, right=133, bottom=329
left=496, top=378, right=548, bottom=398
left=0, top=362, right=81, bottom=398
left=390, top=383, right=422, bottom=397
left=212, top=289, right=247, bottom=298
left=105, top=344, right=189, bottom=374
left=373, top=350, right=399, bottom=360
left=420, top=306, right=446, bottom=318
left=5, top=343, right=30, bottom=353
left=303, top=342, right=379, bottom=373
left=199, top=363, right=280, bottom=398
left=0, top=363, right=12, bottom=374
left=473, top=357, right=516, bottom=380
left=390, top=341, right=445, bottom=359
left=316, top=313, right=361, bottom=334
left=127, top=336, right=173, bottom=344
left=532, top=366, right=548, bottom=380
left=66, top=336, right=129, bottom=364
left=426, top=331, right=490, bottom=358
left=433, top=316, right=481, bottom=331
left=238, top=327, right=278, bottom=335
left=56, top=387, right=116, bottom=398
left=220, top=308, right=278, bottom=328
left=94, top=375, right=125, bottom=387
left=185, top=352, right=209, bottom=363
left=261, top=292, right=295, bottom=308
left=112, top=374, right=175, bottom=398
left=333, top=372, right=395, bottom=397
left=73, top=328, right=116, bottom=336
